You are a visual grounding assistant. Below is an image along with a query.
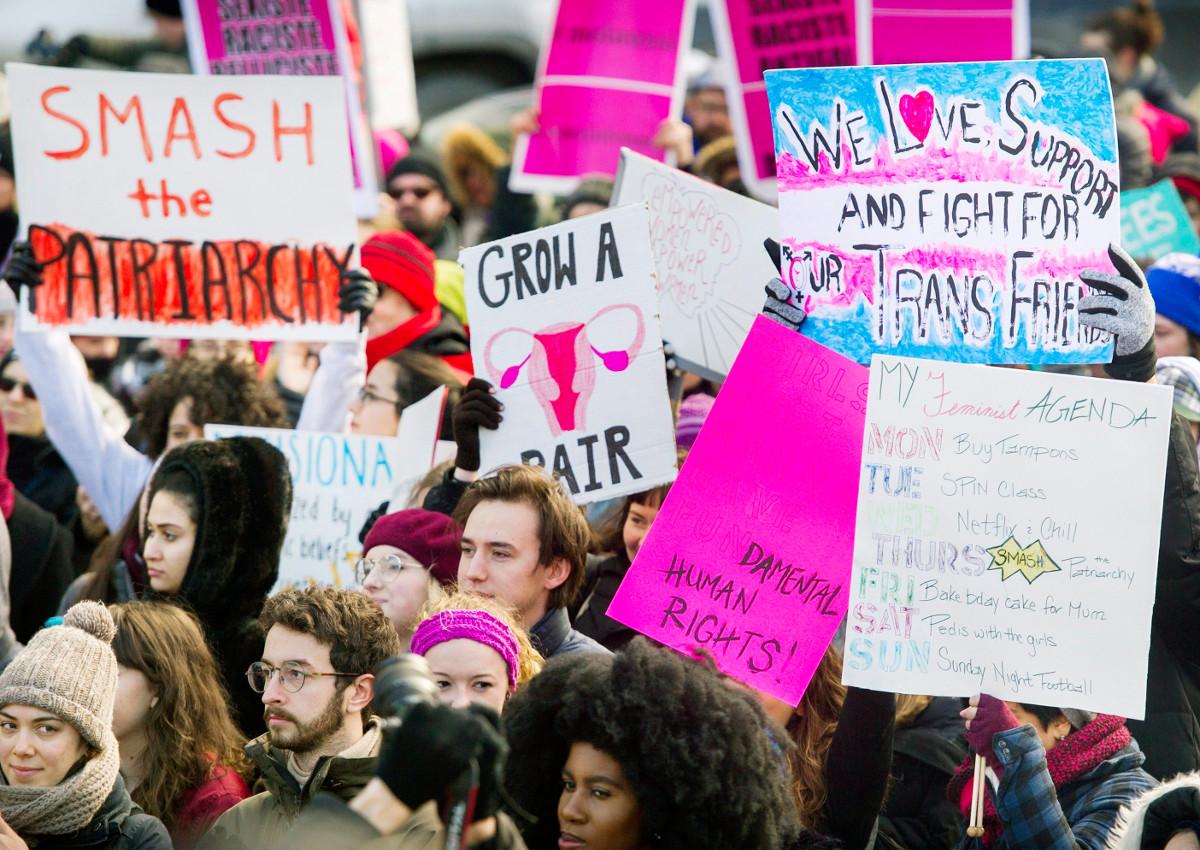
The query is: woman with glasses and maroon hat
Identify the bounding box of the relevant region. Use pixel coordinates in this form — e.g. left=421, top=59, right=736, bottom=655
left=355, top=509, right=460, bottom=649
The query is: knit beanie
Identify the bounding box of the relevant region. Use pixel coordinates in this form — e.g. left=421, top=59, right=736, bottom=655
left=361, top=231, right=439, bottom=314
left=1148, top=253, right=1200, bottom=337
left=1061, top=708, right=1098, bottom=730
left=0, top=602, right=117, bottom=749
left=363, top=509, right=462, bottom=587
left=1156, top=356, right=1200, bottom=422
left=386, top=150, right=451, bottom=197
left=676, top=393, right=715, bottom=449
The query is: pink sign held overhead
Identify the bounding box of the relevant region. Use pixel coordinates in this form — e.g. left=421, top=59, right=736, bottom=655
left=607, top=316, right=868, bottom=705
left=510, top=0, right=694, bottom=195
left=866, top=0, right=1029, bottom=65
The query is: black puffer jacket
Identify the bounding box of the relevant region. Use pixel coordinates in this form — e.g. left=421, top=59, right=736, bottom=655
left=1127, top=411, right=1200, bottom=779
left=20, top=775, right=171, bottom=850
left=149, top=437, right=292, bottom=738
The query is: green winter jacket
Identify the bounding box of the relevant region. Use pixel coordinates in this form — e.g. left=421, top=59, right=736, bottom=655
left=195, top=725, right=380, bottom=849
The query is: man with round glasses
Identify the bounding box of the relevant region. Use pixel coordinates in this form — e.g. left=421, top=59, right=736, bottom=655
left=199, top=586, right=401, bottom=847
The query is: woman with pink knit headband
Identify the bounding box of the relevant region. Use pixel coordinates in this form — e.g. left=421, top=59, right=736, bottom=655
left=409, top=590, right=543, bottom=716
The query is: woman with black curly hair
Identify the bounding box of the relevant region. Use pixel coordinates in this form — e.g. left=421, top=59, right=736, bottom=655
left=503, top=638, right=803, bottom=850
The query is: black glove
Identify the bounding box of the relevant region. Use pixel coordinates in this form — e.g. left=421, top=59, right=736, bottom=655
left=452, top=377, right=502, bottom=473
left=466, top=704, right=507, bottom=820
left=3, top=241, right=44, bottom=313
left=375, top=702, right=486, bottom=811
left=1079, top=243, right=1157, bottom=382
left=338, top=268, right=378, bottom=323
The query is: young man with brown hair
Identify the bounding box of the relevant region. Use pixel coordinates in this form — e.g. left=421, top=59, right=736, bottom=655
left=454, top=463, right=608, bottom=659
left=199, top=586, right=402, bottom=848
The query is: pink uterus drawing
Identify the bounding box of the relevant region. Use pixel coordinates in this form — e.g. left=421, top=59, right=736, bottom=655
left=483, top=304, right=645, bottom=436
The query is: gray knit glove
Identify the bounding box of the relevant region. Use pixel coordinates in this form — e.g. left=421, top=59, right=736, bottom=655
left=761, top=239, right=806, bottom=332
left=1079, top=243, right=1157, bottom=382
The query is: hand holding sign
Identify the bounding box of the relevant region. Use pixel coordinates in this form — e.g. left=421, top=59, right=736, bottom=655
left=3, top=242, right=42, bottom=313
left=1079, top=243, right=1157, bottom=382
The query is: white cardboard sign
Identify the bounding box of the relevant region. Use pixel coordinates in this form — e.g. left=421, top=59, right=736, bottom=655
left=6, top=63, right=358, bottom=341
left=459, top=204, right=678, bottom=504
left=612, top=148, right=778, bottom=381
left=844, top=356, right=1172, bottom=718
left=205, top=390, right=443, bottom=589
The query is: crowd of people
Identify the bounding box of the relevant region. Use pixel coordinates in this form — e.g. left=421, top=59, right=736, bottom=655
left=0, top=0, right=1200, bottom=848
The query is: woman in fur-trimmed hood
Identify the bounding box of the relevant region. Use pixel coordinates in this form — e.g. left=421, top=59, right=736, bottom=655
left=143, top=437, right=292, bottom=737
left=1107, top=771, right=1200, bottom=849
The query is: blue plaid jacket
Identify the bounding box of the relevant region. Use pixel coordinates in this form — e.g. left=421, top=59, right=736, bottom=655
left=956, top=725, right=1156, bottom=850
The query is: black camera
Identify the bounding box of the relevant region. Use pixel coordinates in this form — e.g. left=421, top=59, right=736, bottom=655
left=374, top=653, right=440, bottom=730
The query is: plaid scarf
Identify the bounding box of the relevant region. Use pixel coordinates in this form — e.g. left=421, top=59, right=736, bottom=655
left=947, top=714, right=1131, bottom=848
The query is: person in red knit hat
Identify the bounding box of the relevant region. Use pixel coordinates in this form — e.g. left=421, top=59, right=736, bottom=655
left=358, top=231, right=472, bottom=378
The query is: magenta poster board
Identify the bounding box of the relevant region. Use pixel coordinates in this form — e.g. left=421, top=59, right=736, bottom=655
left=608, top=316, right=867, bottom=705
left=181, top=0, right=379, bottom=218
left=510, top=0, right=694, bottom=195
left=866, top=0, right=1029, bottom=65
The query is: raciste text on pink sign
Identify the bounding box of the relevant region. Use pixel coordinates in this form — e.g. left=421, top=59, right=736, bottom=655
left=607, top=316, right=867, bottom=705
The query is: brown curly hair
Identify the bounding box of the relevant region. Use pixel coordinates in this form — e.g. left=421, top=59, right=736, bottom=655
left=109, top=602, right=253, bottom=835
left=138, top=354, right=288, bottom=458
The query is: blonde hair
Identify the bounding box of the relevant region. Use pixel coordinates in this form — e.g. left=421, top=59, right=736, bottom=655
left=417, top=590, right=544, bottom=690
left=439, top=124, right=507, bottom=208
left=785, top=646, right=847, bottom=830
left=895, top=693, right=935, bottom=728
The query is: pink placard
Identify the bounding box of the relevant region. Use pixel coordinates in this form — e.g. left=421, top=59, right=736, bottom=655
left=607, top=316, right=868, bottom=705
left=523, top=86, right=673, bottom=180
left=510, top=0, right=690, bottom=194
left=544, top=1, right=683, bottom=84
left=871, top=0, right=1022, bottom=64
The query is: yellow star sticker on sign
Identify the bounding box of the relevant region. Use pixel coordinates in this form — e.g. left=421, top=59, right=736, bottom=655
left=985, top=536, right=1061, bottom=584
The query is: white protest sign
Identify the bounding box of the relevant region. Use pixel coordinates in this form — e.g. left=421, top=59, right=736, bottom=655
left=6, top=63, right=357, bottom=341
left=845, top=356, right=1172, bottom=718
left=357, top=0, right=420, bottom=134
left=460, top=204, right=677, bottom=504
left=206, top=396, right=442, bottom=588
left=612, top=148, right=777, bottom=381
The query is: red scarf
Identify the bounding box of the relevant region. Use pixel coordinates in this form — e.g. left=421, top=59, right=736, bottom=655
left=947, top=714, right=1130, bottom=848
left=365, top=305, right=443, bottom=371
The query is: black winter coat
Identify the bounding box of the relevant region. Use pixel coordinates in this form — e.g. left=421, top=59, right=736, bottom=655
left=573, top=552, right=639, bottom=652
left=877, top=697, right=967, bottom=850
left=1127, top=411, right=1200, bottom=779
left=8, top=490, right=74, bottom=642
left=19, top=775, right=171, bottom=850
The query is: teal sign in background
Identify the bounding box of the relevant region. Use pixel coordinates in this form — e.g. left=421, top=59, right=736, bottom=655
left=1121, top=181, right=1200, bottom=261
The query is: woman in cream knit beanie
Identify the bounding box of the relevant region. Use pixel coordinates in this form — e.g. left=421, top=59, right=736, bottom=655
left=0, top=601, right=170, bottom=849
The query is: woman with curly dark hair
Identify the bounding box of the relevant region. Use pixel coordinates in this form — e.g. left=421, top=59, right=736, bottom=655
left=503, top=639, right=802, bottom=850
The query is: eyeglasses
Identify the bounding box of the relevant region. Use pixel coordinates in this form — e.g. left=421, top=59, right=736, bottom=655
left=0, top=377, right=36, bottom=401
left=355, top=554, right=426, bottom=585
left=245, top=661, right=362, bottom=694
left=356, top=387, right=401, bottom=407
left=387, top=185, right=435, bottom=201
